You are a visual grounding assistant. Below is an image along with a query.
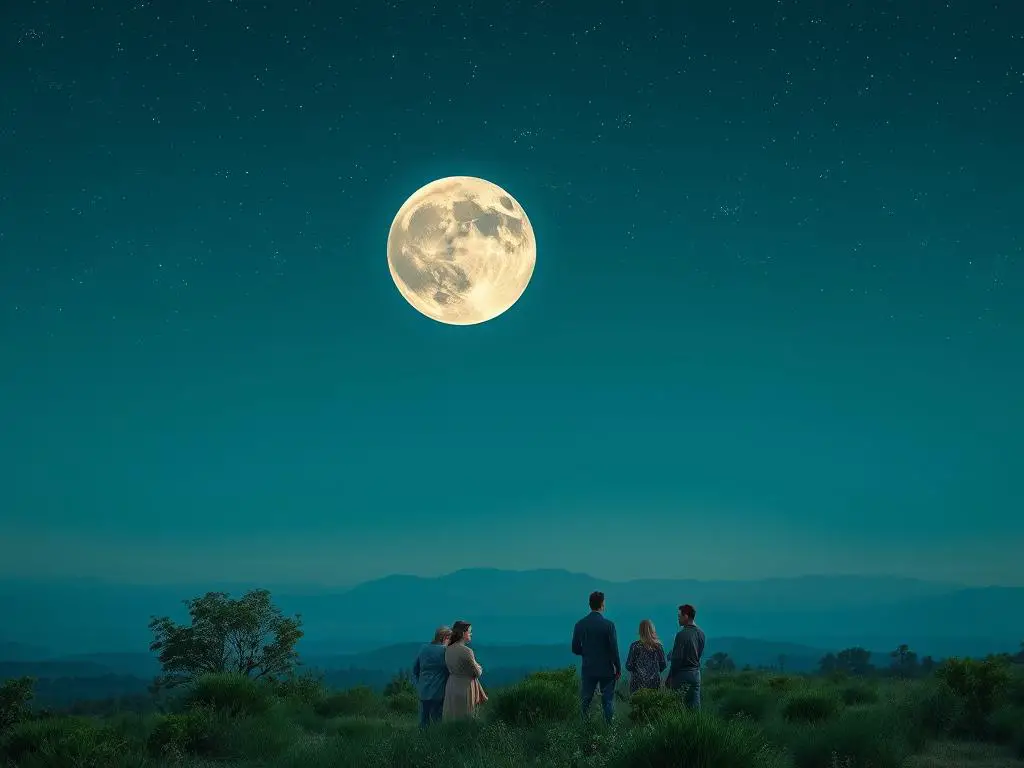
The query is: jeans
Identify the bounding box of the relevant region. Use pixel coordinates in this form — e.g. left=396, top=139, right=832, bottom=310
left=674, top=669, right=702, bottom=709
left=419, top=698, right=443, bottom=727
left=581, top=674, right=616, bottom=723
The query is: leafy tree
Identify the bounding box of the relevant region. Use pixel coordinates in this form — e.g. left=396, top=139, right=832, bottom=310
left=0, top=676, right=35, bottom=733
left=818, top=652, right=838, bottom=675
left=920, top=655, right=937, bottom=675
left=889, top=643, right=919, bottom=677
left=148, top=589, right=302, bottom=689
left=705, top=652, right=736, bottom=672
left=835, top=647, right=874, bottom=677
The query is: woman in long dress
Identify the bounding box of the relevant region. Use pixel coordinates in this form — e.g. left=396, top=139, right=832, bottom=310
left=443, top=620, right=486, bottom=720
left=625, top=618, right=667, bottom=694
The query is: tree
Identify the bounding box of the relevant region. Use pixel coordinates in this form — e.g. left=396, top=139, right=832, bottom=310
left=148, top=589, right=302, bottom=689
left=818, top=652, right=839, bottom=675
left=0, top=676, right=35, bottom=733
left=920, top=655, right=937, bottom=675
left=835, top=647, right=874, bottom=676
left=705, top=652, right=736, bottom=672
left=889, top=643, right=919, bottom=677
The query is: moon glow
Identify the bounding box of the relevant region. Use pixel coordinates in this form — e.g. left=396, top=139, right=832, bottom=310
left=386, top=176, right=537, bottom=325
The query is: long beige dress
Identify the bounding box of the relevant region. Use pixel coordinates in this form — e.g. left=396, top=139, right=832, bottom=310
left=443, top=642, right=484, bottom=720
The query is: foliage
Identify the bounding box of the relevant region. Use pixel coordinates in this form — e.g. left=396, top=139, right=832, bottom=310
left=183, top=672, right=275, bottom=715
left=610, top=710, right=787, bottom=768
left=148, top=588, right=303, bottom=689
left=490, top=678, right=578, bottom=727
left=716, top=685, right=775, bottom=721
left=935, top=655, right=1011, bottom=736
left=781, top=690, right=840, bottom=722
left=0, top=675, right=35, bottom=733
left=706, top=651, right=737, bottom=672
left=313, top=685, right=381, bottom=717
left=383, top=669, right=417, bottom=698
left=838, top=682, right=878, bottom=705
left=627, top=687, right=686, bottom=724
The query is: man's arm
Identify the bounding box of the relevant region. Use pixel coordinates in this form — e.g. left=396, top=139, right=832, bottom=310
left=609, top=621, right=621, bottom=676
left=666, top=631, right=684, bottom=685
left=571, top=621, right=583, bottom=656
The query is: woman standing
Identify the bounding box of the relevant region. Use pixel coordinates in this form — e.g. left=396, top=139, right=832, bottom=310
left=625, top=619, right=667, bottom=694
left=443, top=620, right=487, bottom=720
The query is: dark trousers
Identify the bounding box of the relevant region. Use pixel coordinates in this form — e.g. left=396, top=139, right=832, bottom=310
left=673, top=669, right=702, bottom=709
left=581, top=674, right=616, bottom=723
left=419, top=698, right=443, bottom=727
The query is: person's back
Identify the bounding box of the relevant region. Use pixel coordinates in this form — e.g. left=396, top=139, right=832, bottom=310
left=571, top=591, right=620, bottom=722
left=666, top=603, right=705, bottom=709
left=412, top=626, right=451, bottom=727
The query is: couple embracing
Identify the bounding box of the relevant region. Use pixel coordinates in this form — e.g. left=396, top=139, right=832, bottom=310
left=572, top=590, right=705, bottom=722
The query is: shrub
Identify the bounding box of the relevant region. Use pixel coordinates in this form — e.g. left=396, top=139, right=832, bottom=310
left=781, top=691, right=840, bottom=722
left=314, top=686, right=381, bottom=717
left=628, top=688, right=686, bottom=724
left=717, top=687, right=775, bottom=721
left=766, top=675, right=794, bottom=691
left=15, top=723, right=130, bottom=768
left=786, top=706, right=914, bottom=768
left=386, top=691, right=419, bottom=715
left=490, top=679, right=577, bottom=727
left=935, top=656, right=1011, bottom=736
left=610, top=710, right=786, bottom=768
left=526, top=667, right=578, bottom=690
left=276, top=672, right=327, bottom=705
left=0, top=716, right=93, bottom=763
left=146, top=706, right=226, bottom=757
left=184, top=673, right=274, bottom=716
left=383, top=670, right=416, bottom=698
left=0, top=676, right=35, bottom=733
left=839, top=683, right=878, bottom=705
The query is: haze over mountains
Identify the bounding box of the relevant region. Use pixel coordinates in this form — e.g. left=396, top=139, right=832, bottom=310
left=4, top=568, right=1022, bottom=663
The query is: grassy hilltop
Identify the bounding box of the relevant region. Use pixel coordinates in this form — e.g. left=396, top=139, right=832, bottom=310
left=3, top=660, right=1024, bottom=767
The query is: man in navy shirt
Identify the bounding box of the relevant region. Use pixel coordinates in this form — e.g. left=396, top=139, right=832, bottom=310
left=571, top=590, right=621, bottom=723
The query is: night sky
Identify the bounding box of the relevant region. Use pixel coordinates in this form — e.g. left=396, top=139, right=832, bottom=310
left=1, top=0, right=1021, bottom=587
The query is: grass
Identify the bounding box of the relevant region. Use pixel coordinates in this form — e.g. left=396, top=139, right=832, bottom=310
left=2, top=665, right=1023, bottom=767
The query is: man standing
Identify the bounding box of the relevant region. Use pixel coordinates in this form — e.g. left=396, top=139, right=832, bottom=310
left=666, top=603, right=705, bottom=709
left=571, top=590, right=621, bottom=723
left=411, top=625, right=451, bottom=727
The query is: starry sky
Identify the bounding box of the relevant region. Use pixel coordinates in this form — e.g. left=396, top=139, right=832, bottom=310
left=1, top=0, right=1021, bottom=588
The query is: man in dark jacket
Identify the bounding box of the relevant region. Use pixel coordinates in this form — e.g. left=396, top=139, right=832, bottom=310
left=666, top=603, right=705, bottom=709
left=411, top=625, right=451, bottom=726
left=571, top=590, right=621, bottom=722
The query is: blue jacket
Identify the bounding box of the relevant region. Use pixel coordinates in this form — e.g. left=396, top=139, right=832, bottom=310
left=571, top=611, right=621, bottom=678
left=412, top=642, right=449, bottom=701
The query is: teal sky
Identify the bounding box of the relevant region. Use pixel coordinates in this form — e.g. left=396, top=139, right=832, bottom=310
left=1, top=1, right=1021, bottom=587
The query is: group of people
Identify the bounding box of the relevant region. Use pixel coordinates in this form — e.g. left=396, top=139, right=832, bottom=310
left=410, top=591, right=705, bottom=727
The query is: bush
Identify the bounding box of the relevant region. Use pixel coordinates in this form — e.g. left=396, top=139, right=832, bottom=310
left=184, top=673, right=274, bottom=716
left=383, top=670, right=416, bottom=698
left=0, top=716, right=93, bottom=762
left=314, top=686, right=381, bottom=717
left=839, top=683, right=878, bottom=705
left=386, top=691, right=420, bottom=715
left=716, top=687, right=775, bottom=721
left=490, top=679, right=578, bottom=727
left=0, top=676, right=35, bottom=733
left=766, top=675, right=794, bottom=691
left=276, top=672, right=327, bottom=705
left=147, top=706, right=226, bottom=757
left=628, top=688, right=686, bottom=724
left=786, top=706, right=914, bottom=768
left=526, top=667, right=578, bottom=690
left=781, top=691, right=840, bottom=722
left=610, top=710, right=786, bottom=768
left=935, top=656, right=1011, bottom=736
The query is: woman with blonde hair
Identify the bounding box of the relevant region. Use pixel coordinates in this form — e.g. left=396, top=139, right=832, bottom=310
left=624, top=618, right=667, bottom=694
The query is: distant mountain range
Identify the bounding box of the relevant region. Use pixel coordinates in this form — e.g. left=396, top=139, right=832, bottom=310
left=2, top=569, right=1021, bottom=663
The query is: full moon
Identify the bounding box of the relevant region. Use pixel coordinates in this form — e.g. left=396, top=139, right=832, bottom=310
left=386, top=176, right=536, bottom=325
